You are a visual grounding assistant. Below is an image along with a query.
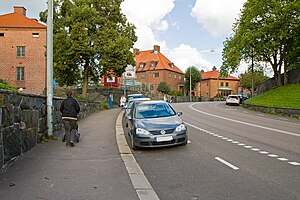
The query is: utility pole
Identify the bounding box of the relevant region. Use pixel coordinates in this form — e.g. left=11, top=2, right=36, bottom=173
left=251, top=49, right=254, bottom=98
left=189, top=67, right=192, bottom=102
left=46, top=0, right=53, bottom=136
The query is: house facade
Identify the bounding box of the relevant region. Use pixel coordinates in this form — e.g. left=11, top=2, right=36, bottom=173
left=134, top=45, right=185, bottom=94
left=0, top=6, right=47, bottom=94
left=199, top=67, right=240, bottom=100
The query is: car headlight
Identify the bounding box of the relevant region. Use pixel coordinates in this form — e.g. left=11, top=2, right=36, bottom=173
left=136, top=128, right=151, bottom=135
left=175, top=124, right=186, bottom=132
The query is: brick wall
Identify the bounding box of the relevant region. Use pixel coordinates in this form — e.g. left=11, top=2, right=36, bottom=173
left=137, top=69, right=184, bottom=94
left=200, top=79, right=239, bottom=99
left=0, top=27, right=46, bottom=94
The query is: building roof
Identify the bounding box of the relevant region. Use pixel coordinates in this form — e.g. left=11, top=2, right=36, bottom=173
left=202, top=70, right=239, bottom=80
left=0, top=12, right=46, bottom=29
left=135, top=47, right=184, bottom=75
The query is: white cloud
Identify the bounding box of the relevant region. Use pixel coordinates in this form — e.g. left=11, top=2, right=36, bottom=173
left=165, top=44, right=214, bottom=73
left=190, top=0, right=246, bottom=37
left=121, top=0, right=175, bottom=51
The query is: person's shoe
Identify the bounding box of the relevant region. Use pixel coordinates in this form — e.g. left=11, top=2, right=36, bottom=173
left=70, top=141, right=75, bottom=147
left=62, top=135, right=66, bottom=142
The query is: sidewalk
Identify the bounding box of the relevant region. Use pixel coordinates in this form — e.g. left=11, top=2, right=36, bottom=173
left=0, top=108, right=139, bottom=200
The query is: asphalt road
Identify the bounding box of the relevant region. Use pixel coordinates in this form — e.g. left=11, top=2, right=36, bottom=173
left=127, top=102, right=300, bottom=200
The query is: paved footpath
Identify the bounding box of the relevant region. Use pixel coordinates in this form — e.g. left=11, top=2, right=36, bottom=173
left=0, top=109, right=139, bottom=200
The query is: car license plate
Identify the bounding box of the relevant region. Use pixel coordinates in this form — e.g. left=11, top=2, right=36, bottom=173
left=156, top=136, right=173, bottom=142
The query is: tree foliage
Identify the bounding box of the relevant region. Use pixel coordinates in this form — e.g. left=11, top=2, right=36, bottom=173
left=184, top=66, right=202, bottom=92
left=40, top=0, right=137, bottom=97
left=239, top=69, right=269, bottom=92
left=221, top=0, right=300, bottom=86
left=157, top=81, right=171, bottom=94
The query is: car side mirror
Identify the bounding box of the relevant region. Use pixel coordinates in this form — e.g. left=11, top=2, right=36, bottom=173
left=128, top=116, right=132, bottom=120
left=177, top=112, right=183, bottom=116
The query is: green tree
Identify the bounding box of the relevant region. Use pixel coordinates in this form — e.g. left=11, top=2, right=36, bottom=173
left=157, top=81, right=171, bottom=94
left=239, top=69, right=269, bottom=93
left=221, top=0, right=300, bottom=86
left=185, top=66, right=201, bottom=93
left=40, top=0, right=137, bottom=97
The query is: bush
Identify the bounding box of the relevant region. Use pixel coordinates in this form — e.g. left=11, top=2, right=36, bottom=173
left=0, top=80, right=18, bottom=91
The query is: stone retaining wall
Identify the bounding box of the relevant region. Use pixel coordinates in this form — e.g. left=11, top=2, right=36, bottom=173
left=0, top=90, right=100, bottom=170
left=243, top=103, right=300, bottom=118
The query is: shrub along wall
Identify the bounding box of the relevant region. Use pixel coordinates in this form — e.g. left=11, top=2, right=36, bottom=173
left=0, top=90, right=100, bottom=170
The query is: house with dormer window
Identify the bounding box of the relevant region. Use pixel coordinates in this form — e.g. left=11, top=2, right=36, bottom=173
left=0, top=6, right=47, bottom=94
left=134, top=45, right=185, bottom=94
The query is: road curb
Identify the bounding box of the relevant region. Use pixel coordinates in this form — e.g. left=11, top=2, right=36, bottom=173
left=115, top=111, right=160, bottom=200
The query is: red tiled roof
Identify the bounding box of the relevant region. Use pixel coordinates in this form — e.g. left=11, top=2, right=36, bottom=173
left=135, top=50, right=184, bottom=74
left=202, top=70, right=239, bottom=80
left=0, top=12, right=46, bottom=29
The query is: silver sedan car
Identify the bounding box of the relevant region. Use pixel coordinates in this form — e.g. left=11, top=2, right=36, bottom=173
left=127, top=100, right=188, bottom=150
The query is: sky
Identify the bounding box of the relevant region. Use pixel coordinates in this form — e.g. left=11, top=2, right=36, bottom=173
left=0, top=0, right=250, bottom=76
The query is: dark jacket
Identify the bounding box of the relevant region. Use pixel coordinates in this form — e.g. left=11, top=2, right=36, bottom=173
left=60, top=97, right=80, bottom=120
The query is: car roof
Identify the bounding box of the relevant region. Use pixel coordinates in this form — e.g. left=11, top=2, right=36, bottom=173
left=136, top=100, right=166, bottom=105
left=127, top=94, right=143, bottom=97
left=129, top=97, right=151, bottom=102
left=228, top=94, right=239, bottom=97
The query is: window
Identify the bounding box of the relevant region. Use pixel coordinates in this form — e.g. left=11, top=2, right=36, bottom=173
left=168, top=73, right=171, bottom=78
left=174, top=74, right=177, bottom=79
left=0, top=33, right=4, bottom=37
left=226, top=82, right=229, bottom=87
left=16, top=67, right=25, bottom=81
left=32, top=33, right=39, bottom=38
left=220, top=82, right=224, bottom=86
left=141, top=74, right=145, bottom=79
left=17, top=46, right=25, bottom=57
left=139, top=62, right=145, bottom=69
left=153, top=72, right=159, bottom=78
left=179, top=75, right=181, bottom=80
left=150, top=84, right=154, bottom=90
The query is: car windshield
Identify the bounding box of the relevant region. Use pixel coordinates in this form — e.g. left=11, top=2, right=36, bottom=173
left=135, top=103, right=176, bottom=119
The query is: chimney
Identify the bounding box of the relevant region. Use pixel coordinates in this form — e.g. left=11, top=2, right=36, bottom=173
left=153, top=45, right=160, bottom=54
left=133, top=48, right=139, bottom=56
left=212, top=66, right=217, bottom=71
left=14, top=6, right=27, bottom=16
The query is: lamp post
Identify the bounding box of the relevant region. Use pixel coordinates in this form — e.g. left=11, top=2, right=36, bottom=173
left=251, top=49, right=254, bottom=98
left=46, top=0, right=53, bottom=136
left=189, top=67, right=192, bottom=102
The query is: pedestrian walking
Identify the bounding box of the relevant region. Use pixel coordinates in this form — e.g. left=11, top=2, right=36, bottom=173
left=60, top=89, right=80, bottom=147
left=120, top=94, right=126, bottom=108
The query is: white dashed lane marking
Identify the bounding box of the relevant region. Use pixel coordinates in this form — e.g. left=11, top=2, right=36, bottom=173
left=184, top=121, right=299, bottom=167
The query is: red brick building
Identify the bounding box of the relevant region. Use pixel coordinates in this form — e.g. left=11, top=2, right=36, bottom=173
left=199, top=67, right=240, bottom=99
left=134, top=45, right=185, bottom=94
left=0, top=6, right=47, bottom=94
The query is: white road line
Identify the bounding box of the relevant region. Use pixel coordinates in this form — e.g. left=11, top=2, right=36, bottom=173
left=184, top=121, right=300, bottom=167
left=268, top=154, right=278, bottom=158
left=189, top=103, right=300, bottom=137
left=215, top=157, right=239, bottom=170
left=277, top=158, right=289, bottom=161
left=259, top=151, right=269, bottom=154
left=288, top=162, right=300, bottom=166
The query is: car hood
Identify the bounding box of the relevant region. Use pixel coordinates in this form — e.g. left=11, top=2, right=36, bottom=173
left=135, top=115, right=182, bottom=130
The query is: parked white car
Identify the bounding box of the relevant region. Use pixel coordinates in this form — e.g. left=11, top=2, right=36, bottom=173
left=226, top=95, right=240, bottom=106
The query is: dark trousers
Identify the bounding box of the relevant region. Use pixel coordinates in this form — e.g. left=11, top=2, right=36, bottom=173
left=62, top=119, right=77, bottom=146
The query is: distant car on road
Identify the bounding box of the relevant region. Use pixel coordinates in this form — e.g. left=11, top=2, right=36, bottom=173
left=238, top=94, right=249, bottom=104
left=226, top=95, right=240, bottom=106
left=127, top=100, right=188, bottom=150
left=124, top=97, right=151, bottom=126
left=126, top=94, right=144, bottom=105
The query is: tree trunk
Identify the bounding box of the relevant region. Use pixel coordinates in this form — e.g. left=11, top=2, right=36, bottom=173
left=82, top=64, right=89, bottom=98
left=284, top=60, right=288, bottom=85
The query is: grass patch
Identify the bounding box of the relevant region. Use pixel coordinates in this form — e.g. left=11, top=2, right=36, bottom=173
left=246, top=84, right=300, bottom=109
